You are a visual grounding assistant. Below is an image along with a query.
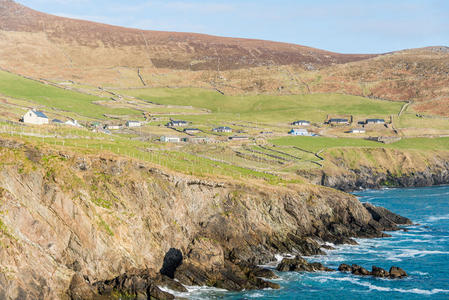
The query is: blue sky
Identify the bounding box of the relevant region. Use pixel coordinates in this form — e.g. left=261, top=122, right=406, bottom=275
left=18, top=0, right=449, bottom=54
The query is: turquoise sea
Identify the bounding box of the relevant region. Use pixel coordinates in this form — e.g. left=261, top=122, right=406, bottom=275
left=179, top=186, right=449, bottom=299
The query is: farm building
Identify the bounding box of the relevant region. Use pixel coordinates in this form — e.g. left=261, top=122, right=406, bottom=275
left=213, top=126, right=232, bottom=133
left=160, top=136, right=181, bottom=143
left=52, top=119, right=64, bottom=124
left=291, top=120, right=310, bottom=126
left=166, top=120, right=188, bottom=127
left=105, top=124, right=121, bottom=130
left=126, top=121, right=142, bottom=127
left=349, top=128, right=366, bottom=134
left=365, top=119, right=385, bottom=125
left=328, top=118, right=349, bottom=125
left=22, top=109, right=49, bottom=125
left=184, top=128, right=201, bottom=134
left=289, top=129, right=312, bottom=136
left=65, top=119, right=82, bottom=127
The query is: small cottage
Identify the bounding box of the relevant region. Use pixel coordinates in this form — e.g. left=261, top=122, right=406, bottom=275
left=126, top=121, right=142, bottom=128
left=65, top=119, right=82, bottom=127
left=213, top=126, right=232, bottom=133
left=328, top=118, right=349, bottom=125
left=184, top=128, right=201, bottom=134
left=349, top=128, right=366, bottom=134
left=160, top=136, right=181, bottom=143
left=166, top=120, right=188, bottom=127
left=291, top=120, right=310, bottom=126
left=289, top=129, right=311, bottom=136
left=365, top=119, right=385, bottom=125
left=105, top=124, right=121, bottom=130
left=22, top=109, right=49, bottom=125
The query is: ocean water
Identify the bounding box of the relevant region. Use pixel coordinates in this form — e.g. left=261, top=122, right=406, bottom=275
left=180, top=186, right=449, bottom=299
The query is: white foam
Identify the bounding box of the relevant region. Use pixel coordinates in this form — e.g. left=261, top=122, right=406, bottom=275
left=313, top=275, right=449, bottom=295
left=428, top=214, right=449, bottom=222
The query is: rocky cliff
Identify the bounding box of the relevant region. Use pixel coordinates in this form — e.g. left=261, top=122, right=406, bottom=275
left=0, top=138, right=410, bottom=299
left=299, top=148, right=449, bottom=192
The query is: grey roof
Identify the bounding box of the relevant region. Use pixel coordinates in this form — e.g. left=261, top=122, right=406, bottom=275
left=329, top=118, right=349, bottom=122
left=33, top=110, right=48, bottom=119
left=52, top=119, right=63, bottom=123
left=293, top=120, right=310, bottom=123
left=366, top=119, right=385, bottom=122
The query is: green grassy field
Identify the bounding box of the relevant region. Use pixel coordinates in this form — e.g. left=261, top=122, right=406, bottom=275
left=116, top=88, right=403, bottom=124
left=271, top=136, right=449, bottom=152
left=0, top=70, right=140, bottom=119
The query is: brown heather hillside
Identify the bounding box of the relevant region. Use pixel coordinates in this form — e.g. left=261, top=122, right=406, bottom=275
left=0, top=0, right=373, bottom=78
left=0, top=0, right=448, bottom=115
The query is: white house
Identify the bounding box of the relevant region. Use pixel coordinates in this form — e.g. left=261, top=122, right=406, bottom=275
left=289, top=129, right=311, bottom=136
left=349, top=128, right=366, bottom=134
left=365, top=119, right=385, bottom=125
left=166, top=120, right=188, bottom=127
left=126, top=121, right=141, bottom=128
left=292, top=120, right=310, bottom=126
left=213, top=126, right=232, bottom=133
left=160, top=136, right=181, bottom=143
left=65, top=119, right=82, bottom=127
left=105, top=124, right=121, bottom=130
left=22, top=109, right=49, bottom=125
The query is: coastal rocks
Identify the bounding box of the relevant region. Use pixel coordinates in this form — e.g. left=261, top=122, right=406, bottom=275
left=85, top=269, right=176, bottom=299
left=389, top=266, right=408, bottom=279
left=300, top=149, right=449, bottom=192
left=371, top=266, right=390, bottom=278
left=350, top=264, right=370, bottom=276
left=174, top=260, right=280, bottom=291
left=338, top=264, right=408, bottom=279
left=277, top=256, right=334, bottom=272
left=0, top=139, right=414, bottom=298
left=363, top=203, right=413, bottom=229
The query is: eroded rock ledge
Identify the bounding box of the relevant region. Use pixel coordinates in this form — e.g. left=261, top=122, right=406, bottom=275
left=0, top=138, right=411, bottom=299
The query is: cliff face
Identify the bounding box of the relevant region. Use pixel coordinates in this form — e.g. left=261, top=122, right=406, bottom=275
left=300, top=148, right=449, bottom=192
left=0, top=139, right=409, bottom=299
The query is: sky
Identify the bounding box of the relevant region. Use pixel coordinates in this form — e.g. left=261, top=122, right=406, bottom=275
left=17, top=0, right=449, bottom=54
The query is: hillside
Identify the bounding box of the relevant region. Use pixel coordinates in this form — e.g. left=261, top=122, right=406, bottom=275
left=0, top=1, right=447, bottom=115
left=0, top=0, right=373, bottom=82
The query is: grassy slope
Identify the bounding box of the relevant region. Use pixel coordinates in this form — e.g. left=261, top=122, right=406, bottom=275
left=116, top=88, right=403, bottom=124
left=271, top=136, right=449, bottom=152
left=0, top=70, right=139, bottom=119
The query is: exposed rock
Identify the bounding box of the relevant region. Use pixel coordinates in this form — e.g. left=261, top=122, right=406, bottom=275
left=0, top=139, right=412, bottom=297
left=371, top=266, right=389, bottom=278
left=68, top=274, right=95, bottom=300
left=277, top=256, right=334, bottom=272
left=300, top=149, right=449, bottom=192
left=338, top=264, right=352, bottom=272
left=93, top=269, right=175, bottom=300
left=389, top=266, right=408, bottom=279
left=351, top=264, right=371, bottom=276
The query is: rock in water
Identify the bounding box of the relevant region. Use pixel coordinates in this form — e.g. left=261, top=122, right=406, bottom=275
left=338, top=264, right=352, bottom=272
left=351, top=264, right=371, bottom=276
left=371, top=266, right=389, bottom=278
left=277, top=256, right=334, bottom=272
left=389, top=266, right=408, bottom=279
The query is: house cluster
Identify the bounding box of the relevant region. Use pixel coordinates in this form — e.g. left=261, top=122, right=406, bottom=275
left=288, top=120, right=315, bottom=137
left=213, top=126, right=232, bottom=133
left=166, top=120, right=189, bottom=127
